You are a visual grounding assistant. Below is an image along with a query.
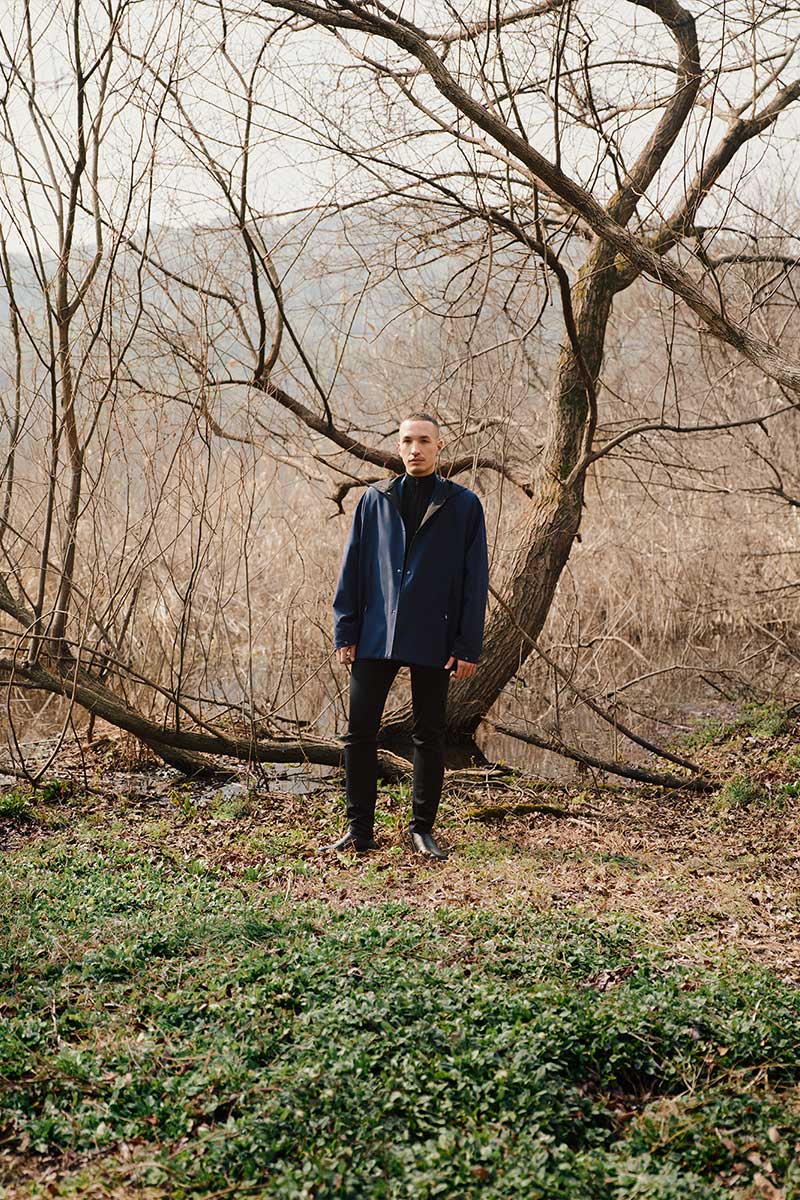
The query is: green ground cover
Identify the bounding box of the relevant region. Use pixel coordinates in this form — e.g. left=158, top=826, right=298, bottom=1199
left=2, top=823, right=799, bottom=1199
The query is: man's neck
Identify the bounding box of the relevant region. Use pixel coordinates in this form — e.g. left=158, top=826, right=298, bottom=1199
left=405, top=468, right=436, bottom=478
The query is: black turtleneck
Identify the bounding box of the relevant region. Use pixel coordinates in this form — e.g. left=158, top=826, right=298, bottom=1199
left=400, top=471, right=436, bottom=562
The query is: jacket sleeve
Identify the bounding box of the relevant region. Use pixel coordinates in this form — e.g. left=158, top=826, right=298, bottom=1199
left=451, top=496, right=489, bottom=662
left=332, top=493, right=366, bottom=649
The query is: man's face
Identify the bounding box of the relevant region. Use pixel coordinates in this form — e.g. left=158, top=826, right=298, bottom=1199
left=397, top=420, right=443, bottom=476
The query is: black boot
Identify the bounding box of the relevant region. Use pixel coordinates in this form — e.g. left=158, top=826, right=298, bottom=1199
left=318, top=827, right=378, bottom=853
left=410, top=831, right=449, bottom=860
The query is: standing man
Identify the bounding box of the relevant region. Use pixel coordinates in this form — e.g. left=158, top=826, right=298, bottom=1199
left=322, top=413, right=489, bottom=860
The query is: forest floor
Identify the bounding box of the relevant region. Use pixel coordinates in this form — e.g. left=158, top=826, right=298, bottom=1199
left=1, top=701, right=799, bottom=1198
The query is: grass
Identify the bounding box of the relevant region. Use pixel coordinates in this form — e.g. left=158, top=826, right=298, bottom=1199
left=2, top=824, right=800, bottom=1199
left=715, top=774, right=771, bottom=811
left=3, top=708, right=800, bottom=1197
left=681, top=701, right=792, bottom=750
left=0, top=790, right=33, bottom=821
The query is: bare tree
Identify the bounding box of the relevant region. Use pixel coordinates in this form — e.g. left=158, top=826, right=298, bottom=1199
left=132, top=0, right=800, bottom=741
left=1, top=0, right=798, bottom=783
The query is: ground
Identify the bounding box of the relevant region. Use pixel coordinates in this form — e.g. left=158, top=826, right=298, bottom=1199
left=1, top=702, right=799, bottom=1197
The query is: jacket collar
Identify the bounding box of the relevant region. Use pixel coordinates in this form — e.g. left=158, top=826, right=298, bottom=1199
left=371, top=470, right=454, bottom=533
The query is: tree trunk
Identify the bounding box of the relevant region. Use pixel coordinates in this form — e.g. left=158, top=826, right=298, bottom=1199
left=384, top=244, right=618, bottom=741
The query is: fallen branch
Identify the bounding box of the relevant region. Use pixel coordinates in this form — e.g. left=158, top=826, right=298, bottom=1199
left=0, top=656, right=411, bottom=780
left=489, top=585, right=702, bottom=774
left=488, top=720, right=714, bottom=792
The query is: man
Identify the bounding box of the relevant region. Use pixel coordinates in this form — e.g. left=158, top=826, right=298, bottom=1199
left=322, top=413, right=489, bottom=860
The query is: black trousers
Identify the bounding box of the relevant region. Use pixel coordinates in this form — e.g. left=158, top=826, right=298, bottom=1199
left=344, top=658, right=451, bottom=836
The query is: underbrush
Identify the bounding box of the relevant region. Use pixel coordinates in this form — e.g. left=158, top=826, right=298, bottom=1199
left=682, top=700, right=795, bottom=750
left=2, top=834, right=800, bottom=1199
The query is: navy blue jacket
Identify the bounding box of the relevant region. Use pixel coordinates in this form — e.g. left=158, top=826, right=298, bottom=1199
left=333, top=472, right=489, bottom=667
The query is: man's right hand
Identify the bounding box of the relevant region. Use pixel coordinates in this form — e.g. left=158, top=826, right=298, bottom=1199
left=336, top=645, right=357, bottom=667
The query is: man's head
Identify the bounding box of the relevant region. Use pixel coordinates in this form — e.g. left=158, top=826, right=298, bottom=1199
left=397, top=413, right=443, bottom=476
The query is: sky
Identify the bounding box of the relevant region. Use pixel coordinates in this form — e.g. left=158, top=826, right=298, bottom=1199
left=0, top=0, right=798, bottom=262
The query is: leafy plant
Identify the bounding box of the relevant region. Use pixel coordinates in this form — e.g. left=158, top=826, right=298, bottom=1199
left=682, top=716, right=738, bottom=749
left=210, top=787, right=255, bottom=821
left=169, top=784, right=198, bottom=819
left=382, top=778, right=411, bottom=805
left=37, top=778, right=74, bottom=804
left=744, top=702, right=789, bottom=740
left=3, top=832, right=800, bottom=1198
left=0, top=789, right=33, bottom=820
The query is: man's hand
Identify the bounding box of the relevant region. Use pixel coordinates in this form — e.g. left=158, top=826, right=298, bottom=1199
left=336, top=644, right=357, bottom=667
left=444, top=655, right=476, bottom=680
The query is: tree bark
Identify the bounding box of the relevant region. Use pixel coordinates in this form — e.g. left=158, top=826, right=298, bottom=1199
left=384, top=244, right=617, bottom=740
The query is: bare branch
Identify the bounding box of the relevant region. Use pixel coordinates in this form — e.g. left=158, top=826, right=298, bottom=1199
left=260, top=0, right=800, bottom=395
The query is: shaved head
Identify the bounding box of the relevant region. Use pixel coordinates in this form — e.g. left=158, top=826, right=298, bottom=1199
left=400, top=411, right=439, bottom=436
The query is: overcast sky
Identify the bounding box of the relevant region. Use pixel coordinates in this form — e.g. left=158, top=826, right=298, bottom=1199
left=1, top=0, right=799, bottom=260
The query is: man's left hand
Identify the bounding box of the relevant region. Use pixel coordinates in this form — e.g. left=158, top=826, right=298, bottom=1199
left=444, top=656, right=476, bottom=680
